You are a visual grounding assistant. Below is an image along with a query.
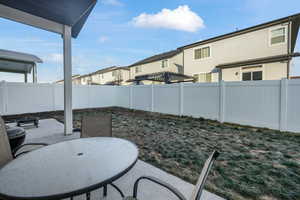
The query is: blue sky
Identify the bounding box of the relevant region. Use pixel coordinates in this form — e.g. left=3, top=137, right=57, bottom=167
left=0, top=0, right=299, bottom=82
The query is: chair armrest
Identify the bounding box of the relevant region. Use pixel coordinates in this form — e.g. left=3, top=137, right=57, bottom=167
left=13, top=143, right=48, bottom=158
left=132, top=176, right=187, bottom=200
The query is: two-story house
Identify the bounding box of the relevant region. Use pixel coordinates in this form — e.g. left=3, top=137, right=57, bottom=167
left=90, top=66, right=130, bottom=85
left=182, top=13, right=300, bottom=82
left=128, top=49, right=192, bottom=84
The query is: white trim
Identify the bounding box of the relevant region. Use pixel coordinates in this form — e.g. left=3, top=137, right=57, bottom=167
left=193, top=45, right=212, bottom=61
left=269, top=25, right=287, bottom=47
left=0, top=4, right=64, bottom=35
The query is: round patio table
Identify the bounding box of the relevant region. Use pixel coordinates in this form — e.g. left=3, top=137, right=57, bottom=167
left=0, top=137, right=139, bottom=200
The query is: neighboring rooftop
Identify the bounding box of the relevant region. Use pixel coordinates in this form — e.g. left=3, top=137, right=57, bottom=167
left=89, top=66, right=129, bottom=76
left=181, top=12, right=300, bottom=52
left=55, top=74, right=81, bottom=83
left=129, top=49, right=182, bottom=68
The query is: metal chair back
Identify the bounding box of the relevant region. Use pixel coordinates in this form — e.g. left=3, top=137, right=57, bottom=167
left=0, top=116, right=13, bottom=168
left=190, top=151, right=219, bottom=200
left=81, top=114, right=112, bottom=138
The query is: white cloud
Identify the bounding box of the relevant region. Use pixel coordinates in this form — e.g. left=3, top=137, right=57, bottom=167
left=98, top=36, right=109, bottom=43
left=132, top=5, right=204, bottom=32
left=101, top=0, right=123, bottom=6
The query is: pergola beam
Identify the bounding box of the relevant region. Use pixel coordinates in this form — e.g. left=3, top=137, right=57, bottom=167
left=0, top=4, right=63, bottom=35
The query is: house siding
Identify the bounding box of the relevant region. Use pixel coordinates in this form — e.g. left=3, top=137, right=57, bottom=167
left=129, top=52, right=184, bottom=82
left=184, top=24, right=289, bottom=81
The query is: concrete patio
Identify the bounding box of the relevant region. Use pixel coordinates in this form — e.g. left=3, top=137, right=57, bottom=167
left=10, top=119, right=225, bottom=200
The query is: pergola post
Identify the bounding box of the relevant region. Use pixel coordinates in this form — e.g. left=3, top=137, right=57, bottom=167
left=63, top=25, right=73, bottom=135
left=32, top=63, right=37, bottom=83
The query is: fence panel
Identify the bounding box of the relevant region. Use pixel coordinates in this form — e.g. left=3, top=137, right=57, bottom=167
left=286, top=79, right=300, bottom=132
left=183, top=83, right=219, bottom=119
left=5, top=83, right=54, bottom=115
left=153, top=84, right=180, bottom=115
left=131, top=85, right=152, bottom=111
left=224, top=80, right=281, bottom=130
left=115, top=86, right=130, bottom=108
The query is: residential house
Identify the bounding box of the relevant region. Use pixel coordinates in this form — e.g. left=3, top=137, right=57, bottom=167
left=181, top=13, right=300, bottom=82
left=128, top=49, right=189, bottom=84
left=89, top=66, right=130, bottom=85
left=55, top=74, right=81, bottom=84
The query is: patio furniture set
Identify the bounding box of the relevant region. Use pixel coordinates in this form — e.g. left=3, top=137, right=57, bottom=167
left=0, top=114, right=219, bottom=200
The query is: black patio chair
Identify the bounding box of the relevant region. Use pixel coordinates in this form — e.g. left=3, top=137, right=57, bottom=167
left=124, top=151, right=219, bottom=200
left=0, top=116, right=48, bottom=168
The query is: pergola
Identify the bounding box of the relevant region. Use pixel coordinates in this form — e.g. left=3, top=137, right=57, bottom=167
left=129, top=71, right=194, bottom=84
left=0, top=49, right=42, bottom=83
left=0, top=0, right=97, bottom=135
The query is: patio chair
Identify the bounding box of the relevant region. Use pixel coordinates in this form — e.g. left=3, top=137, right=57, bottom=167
left=81, top=114, right=124, bottom=198
left=124, top=151, right=219, bottom=200
left=0, top=116, right=48, bottom=168
left=80, top=114, right=112, bottom=138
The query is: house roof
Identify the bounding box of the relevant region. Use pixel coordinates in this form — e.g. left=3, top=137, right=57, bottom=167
left=129, top=49, right=182, bottom=68
left=90, top=66, right=130, bottom=75
left=181, top=13, right=300, bottom=52
left=55, top=74, right=81, bottom=83
left=216, top=53, right=300, bottom=69
left=0, top=0, right=97, bottom=38
left=0, top=49, right=43, bottom=74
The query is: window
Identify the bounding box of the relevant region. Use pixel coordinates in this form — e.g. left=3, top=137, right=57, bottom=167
left=112, top=71, right=117, bottom=77
left=242, top=71, right=262, bottom=81
left=194, top=73, right=212, bottom=82
left=162, top=59, right=168, bottom=68
left=270, top=27, right=286, bottom=45
left=102, top=74, right=104, bottom=78
left=135, top=66, right=141, bottom=73
left=194, top=46, right=210, bottom=59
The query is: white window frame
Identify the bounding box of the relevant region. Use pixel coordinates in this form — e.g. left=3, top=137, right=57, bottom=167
left=193, top=45, right=212, bottom=60
left=161, top=59, right=169, bottom=68
left=269, top=25, right=287, bottom=46
left=135, top=66, right=142, bottom=73
left=241, top=67, right=263, bottom=81
left=193, top=72, right=212, bottom=82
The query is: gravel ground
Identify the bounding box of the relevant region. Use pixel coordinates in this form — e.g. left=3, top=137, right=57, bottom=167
left=4, top=107, right=300, bottom=200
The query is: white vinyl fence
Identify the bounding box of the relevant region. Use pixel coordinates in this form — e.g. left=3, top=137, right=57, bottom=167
left=1, top=79, right=300, bottom=133
left=115, top=79, right=300, bottom=133
left=0, top=82, right=116, bottom=115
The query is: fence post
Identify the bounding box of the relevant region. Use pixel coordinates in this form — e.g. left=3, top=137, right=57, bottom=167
left=151, top=84, right=154, bottom=112
left=279, top=78, right=288, bottom=132
left=129, top=86, right=133, bottom=109
left=219, top=81, right=225, bottom=123
left=52, top=83, right=56, bottom=111
left=179, top=83, right=184, bottom=116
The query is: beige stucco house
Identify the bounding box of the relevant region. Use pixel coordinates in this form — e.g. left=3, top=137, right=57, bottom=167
left=128, top=49, right=190, bottom=84
left=89, top=66, right=130, bottom=85
left=182, top=13, right=300, bottom=82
